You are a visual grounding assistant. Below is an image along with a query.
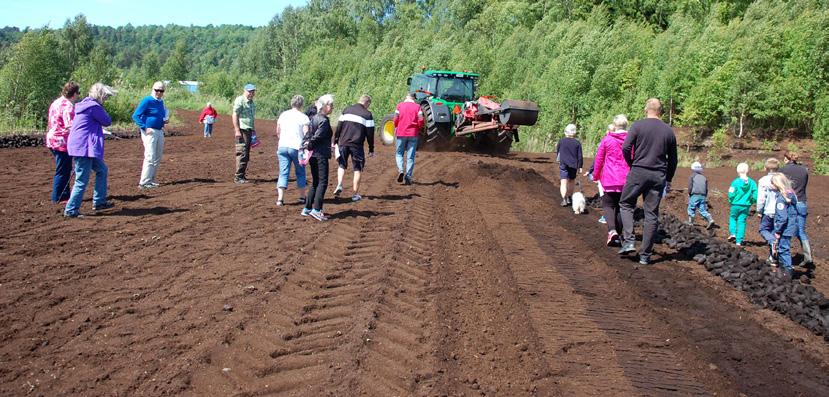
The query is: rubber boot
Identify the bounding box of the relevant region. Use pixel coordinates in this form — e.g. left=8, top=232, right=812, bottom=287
left=802, top=240, right=814, bottom=265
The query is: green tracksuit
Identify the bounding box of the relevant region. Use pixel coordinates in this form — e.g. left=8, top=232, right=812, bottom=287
left=728, top=176, right=757, bottom=244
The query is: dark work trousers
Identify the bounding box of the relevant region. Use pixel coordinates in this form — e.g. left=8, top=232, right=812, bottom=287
left=305, top=156, right=329, bottom=211
left=602, top=191, right=623, bottom=235
left=620, top=167, right=666, bottom=261
left=235, top=129, right=253, bottom=179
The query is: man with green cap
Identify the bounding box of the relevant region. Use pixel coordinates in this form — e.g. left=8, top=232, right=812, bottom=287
left=232, top=83, right=256, bottom=183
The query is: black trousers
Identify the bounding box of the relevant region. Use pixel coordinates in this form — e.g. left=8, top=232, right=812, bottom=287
left=305, top=156, right=329, bottom=211
left=602, top=191, right=623, bottom=235
left=620, top=167, right=666, bottom=260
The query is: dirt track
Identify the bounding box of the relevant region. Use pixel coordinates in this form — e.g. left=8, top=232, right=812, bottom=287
left=1, top=110, right=828, bottom=396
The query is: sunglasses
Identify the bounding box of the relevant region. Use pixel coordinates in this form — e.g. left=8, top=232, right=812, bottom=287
left=154, top=89, right=165, bottom=93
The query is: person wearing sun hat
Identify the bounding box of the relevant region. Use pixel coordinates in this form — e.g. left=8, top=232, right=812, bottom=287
left=232, top=83, right=256, bottom=183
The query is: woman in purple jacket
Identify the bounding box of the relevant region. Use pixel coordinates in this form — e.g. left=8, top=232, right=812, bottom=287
left=63, top=83, right=116, bottom=218
left=591, top=114, right=631, bottom=246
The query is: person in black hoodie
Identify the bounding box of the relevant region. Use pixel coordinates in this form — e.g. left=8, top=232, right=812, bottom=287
left=555, top=123, right=583, bottom=207
left=301, top=94, right=334, bottom=221
left=618, top=98, right=678, bottom=265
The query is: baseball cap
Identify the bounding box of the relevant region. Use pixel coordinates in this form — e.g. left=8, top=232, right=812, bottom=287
left=244, top=83, right=256, bottom=91
left=691, top=161, right=703, bottom=171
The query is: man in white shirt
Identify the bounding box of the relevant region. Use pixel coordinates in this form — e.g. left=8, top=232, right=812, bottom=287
left=275, top=95, right=310, bottom=206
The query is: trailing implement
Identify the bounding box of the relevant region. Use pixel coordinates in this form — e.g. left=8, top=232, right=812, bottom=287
left=379, top=70, right=539, bottom=153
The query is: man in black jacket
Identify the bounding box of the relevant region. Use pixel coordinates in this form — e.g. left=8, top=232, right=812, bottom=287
left=333, top=95, right=375, bottom=202
left=618, top=98, right=678, bottom=265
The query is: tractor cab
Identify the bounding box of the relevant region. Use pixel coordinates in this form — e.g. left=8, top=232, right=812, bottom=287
left=408, top=70, right=478, bottom=105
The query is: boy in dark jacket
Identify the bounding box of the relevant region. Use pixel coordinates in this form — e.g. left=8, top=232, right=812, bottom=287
left=687, top=161, right=715, bottom=229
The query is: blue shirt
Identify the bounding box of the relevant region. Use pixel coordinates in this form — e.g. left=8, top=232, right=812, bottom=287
left=132, top=96, right=167, bottom=130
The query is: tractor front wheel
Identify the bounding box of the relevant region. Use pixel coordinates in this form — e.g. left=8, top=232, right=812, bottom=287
left=379, top=114, right=395, bottom=146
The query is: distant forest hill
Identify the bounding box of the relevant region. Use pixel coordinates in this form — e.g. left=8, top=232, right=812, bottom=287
left=1, top=0, right=828, bottom=172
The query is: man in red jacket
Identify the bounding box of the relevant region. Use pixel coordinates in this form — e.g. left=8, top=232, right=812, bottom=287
left=393, top=93, right=424, bottom=185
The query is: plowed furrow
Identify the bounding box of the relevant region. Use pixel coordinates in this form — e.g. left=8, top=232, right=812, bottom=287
left=465, top=171, right=711, bottom=396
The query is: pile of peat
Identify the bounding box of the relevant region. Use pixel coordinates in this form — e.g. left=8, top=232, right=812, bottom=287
left=660, top=215, right=829, bottom=340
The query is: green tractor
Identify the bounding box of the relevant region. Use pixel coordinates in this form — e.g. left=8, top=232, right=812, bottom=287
left=379, top=69, right=539, bottom=153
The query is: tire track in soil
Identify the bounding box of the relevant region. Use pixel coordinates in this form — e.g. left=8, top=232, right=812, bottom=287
left=454, top=163, right=713, bottom=396
left=188, top=156, right=441, bottom=396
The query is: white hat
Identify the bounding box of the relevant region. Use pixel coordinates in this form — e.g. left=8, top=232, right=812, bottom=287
left=691, top=161, right=703, bottom=171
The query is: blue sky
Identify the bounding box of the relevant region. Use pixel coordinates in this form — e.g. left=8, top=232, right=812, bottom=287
left=1, top=0, right=308, bottom=29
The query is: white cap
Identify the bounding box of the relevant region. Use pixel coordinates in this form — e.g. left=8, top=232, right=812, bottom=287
left=691, top=161, right=703, bottom=171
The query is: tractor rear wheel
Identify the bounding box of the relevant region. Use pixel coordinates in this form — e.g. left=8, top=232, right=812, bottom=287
left=379, top=114, right=395, bottom=146
left=421, top=102, right=450, bottom=149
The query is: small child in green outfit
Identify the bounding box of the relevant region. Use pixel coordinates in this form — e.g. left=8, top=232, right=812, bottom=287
left=727, top=162, right=758, bottom=246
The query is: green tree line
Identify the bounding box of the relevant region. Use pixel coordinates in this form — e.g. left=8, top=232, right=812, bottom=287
left=1, top=1, right=828, bottom=172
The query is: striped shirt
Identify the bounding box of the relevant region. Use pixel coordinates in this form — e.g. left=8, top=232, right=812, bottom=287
left=335, top=103, right=375, bottom=152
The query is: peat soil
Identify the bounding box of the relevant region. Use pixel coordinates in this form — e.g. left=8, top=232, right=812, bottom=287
left=1, top=110, right=827, bottom=396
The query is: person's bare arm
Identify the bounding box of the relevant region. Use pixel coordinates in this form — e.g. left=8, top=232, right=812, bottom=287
left=232, top=112, right=241, bottom=137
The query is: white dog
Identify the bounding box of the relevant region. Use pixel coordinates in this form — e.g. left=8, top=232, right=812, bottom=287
left=571, top=191, right=586, bottom=214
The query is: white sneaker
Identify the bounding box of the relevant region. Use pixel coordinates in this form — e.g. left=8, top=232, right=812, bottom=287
left=333, top=185, right=343, bottom=197
left=352, top=194, right=362, bottom=202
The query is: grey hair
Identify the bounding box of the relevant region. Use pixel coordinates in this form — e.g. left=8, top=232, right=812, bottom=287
left=316, top=94, right=334, bottom=109
left=613, top=114, right=629, bottom=130
left=89, top=83, right=116, bottom=102
left=359, top=94, right=372, bottom=105
left=564, top=123, right=577, bottom=137
left=290, top=94, right=305, bottom=109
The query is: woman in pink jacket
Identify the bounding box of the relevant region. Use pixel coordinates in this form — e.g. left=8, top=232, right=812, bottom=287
left=46, top=81, right=80, bottom=203
left=592, top=114, right=630, bottom=246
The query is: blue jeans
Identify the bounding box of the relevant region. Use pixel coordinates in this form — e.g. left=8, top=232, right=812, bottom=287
left=64, top=157, right=108, bottom=216
left=204, top=123, right=213, bottom=137
left=687, top=194, right=712, bottom=220
left=51, top=149, right=72, bottom=202
left=777, top=236, right=792, bottom=270
left=395, top=137, right=418, bottom=179
left=277, top=147, right=306, bottom=189
left=795, top=202, right=809, bottom=243
left=759, top=214, right=776, bottom=257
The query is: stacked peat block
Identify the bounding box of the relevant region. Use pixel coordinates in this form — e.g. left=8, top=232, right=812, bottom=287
left=659, top=214, right=829, bottom=341
left=0, top=135, right=44, bottom=148
left=0, top=130, right=189, bottom=149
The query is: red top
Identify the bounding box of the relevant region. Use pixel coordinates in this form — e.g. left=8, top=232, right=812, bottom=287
left=393, top=101, right=423, bottom=137
left=198, top=106, right=218, bottom=123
